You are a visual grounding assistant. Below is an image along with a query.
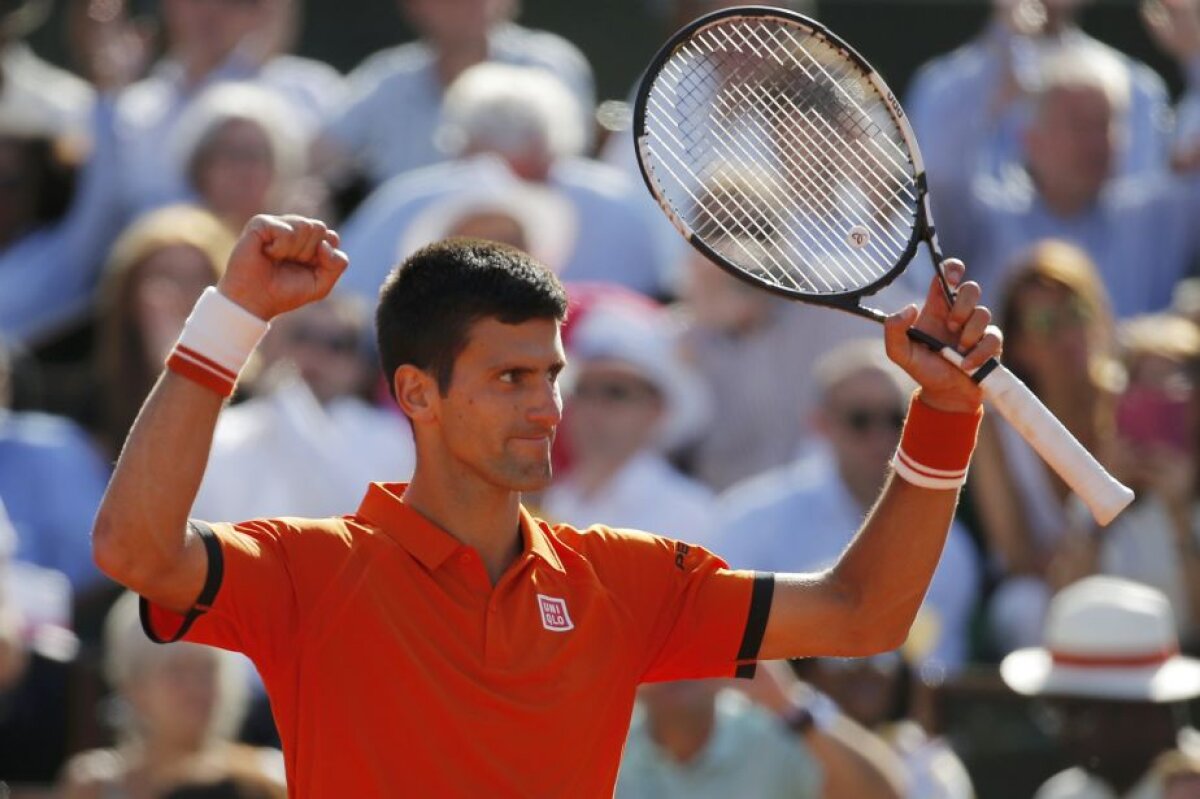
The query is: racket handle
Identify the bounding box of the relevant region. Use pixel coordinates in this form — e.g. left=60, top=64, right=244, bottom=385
left=935, top=349, right=1134, bottom=525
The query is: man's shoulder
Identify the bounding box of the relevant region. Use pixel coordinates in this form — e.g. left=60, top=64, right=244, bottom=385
left=210, top=512, right=375, bottom=553
left=346, top=42, right=432, bottom=89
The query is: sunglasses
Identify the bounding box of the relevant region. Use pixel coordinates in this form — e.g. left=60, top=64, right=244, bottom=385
left=571, top=378, right=661, bottom=405
left=838, top=407, right=905, bottom=435
left=1019, top=297, right=1093, bottom=337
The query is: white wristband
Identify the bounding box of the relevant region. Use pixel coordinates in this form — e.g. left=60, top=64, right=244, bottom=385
left=166, top=287, right=269, bottom=397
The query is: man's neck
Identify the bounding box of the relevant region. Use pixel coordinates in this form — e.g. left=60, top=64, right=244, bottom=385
left=402, top=468, right=523, bottom=585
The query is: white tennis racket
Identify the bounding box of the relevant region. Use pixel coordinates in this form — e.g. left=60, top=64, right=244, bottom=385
left=633, top=6, right=1134, bottom=524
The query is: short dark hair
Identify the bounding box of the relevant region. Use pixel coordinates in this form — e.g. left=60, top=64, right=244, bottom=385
left=376, top=238, right=569, bottom=396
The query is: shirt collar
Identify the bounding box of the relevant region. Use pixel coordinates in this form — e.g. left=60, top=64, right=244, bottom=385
left=356, top=482, right=565, bottom=573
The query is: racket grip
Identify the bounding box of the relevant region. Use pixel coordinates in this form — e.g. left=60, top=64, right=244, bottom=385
left=935, top=350, right=1134, bottom=525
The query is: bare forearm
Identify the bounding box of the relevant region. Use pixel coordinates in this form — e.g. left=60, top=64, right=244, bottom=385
left=92, top=371, right=223, bottom=605
left=760, top=476, right=959, bottom=660
left=834, top=475, right=958, bottom=641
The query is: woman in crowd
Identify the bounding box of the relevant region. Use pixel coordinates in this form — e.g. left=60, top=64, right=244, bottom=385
left=969, top=239, right=1121, bottom=654
left=174, top=83, right=318, bottom=235
left=56, top=592, right=285, bottom=798
left=92, top=205, right=234, bottom=458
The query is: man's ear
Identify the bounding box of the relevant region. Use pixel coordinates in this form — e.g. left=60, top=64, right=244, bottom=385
left=393, top=365, right=439, bottom=423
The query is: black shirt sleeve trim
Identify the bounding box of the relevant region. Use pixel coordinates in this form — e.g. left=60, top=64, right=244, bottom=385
left=735, top=571, right=775, bottom=678
left=139, top=520, right=225, bottom=644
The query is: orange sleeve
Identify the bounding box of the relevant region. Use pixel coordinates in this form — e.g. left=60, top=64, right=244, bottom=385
left=140, top=517, right=349, bottom=674
left=588, top=527, right=774, bottom=683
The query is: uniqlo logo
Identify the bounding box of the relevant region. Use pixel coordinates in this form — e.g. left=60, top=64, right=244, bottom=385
left=536, top=594, right=574, bottom=632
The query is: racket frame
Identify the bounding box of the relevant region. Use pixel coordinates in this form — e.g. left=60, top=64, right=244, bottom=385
left=632, top=4, right=954, bottom=321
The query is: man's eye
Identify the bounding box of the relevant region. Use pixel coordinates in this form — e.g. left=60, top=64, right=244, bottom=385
left=500, top=371, right=518, bottom=384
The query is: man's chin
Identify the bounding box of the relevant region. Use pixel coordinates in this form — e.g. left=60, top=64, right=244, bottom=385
left=497, top=459, right=553, bottom=493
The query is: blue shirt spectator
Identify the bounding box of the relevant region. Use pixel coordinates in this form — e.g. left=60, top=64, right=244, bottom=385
left=319, top=13, right=594, bottom=185
left=0, top=409, right=109, bottom=592
left=616, top=689, right=823, bottom=799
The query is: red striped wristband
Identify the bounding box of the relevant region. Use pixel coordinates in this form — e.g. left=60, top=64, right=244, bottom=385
left=165, top=288, right=269, bottom=397
left=890, top=393, right=983, bottom=490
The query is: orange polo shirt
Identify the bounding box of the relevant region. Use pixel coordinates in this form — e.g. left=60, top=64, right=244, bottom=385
left=141, top=483, right=772, bottom=798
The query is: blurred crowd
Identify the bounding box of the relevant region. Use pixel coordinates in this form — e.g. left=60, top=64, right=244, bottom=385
left=3, top=0, right=1200, bottom=795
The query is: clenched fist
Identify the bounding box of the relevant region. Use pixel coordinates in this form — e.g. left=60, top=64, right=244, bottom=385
left=217, top=215, right=350, bottom=321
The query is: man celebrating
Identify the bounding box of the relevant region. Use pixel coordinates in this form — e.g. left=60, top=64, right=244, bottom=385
left=92, top=214, right=999, bottom=796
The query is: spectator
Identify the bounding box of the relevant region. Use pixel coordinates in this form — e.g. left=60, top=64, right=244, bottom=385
left=970, top=241, right=1118, bottom=653
left=906, top=0, right=1180, bottom=197
left=314, top=0, right=594, bottom=187
left=172, top=82, right=313, bottom=234
left=338, top=63, right=667, bottom=300
left=540, top=295, right=714, bottom=540
left=793, top=652, right=977, bottom=799
left=192, top=295, right=415, bottom=522
left=938, top=43, right=1200, bottom=317
left=94, top=206, right=233, bottom=458
left=0, top=494, right=78, bottom=787
left=399, top=182, right=576, bottom=275
left=675, top=240, right=911, bottom=492
left=1001, top=576, right=1200, bottom=798
left=2, top=0, right=94, bottom=136
left=616, top=675, right=907, bottom=799
left=57, top=592, right=285, bottom=799
left=0, top=78, right=124, bottom=346
left=110, top=0, right=343, bottom=214
left=598, top=0, right=819, bottom=280
left=710, top=339, right=981, bottom=672
left=0, top=335, right=109, bottom=597
left=1042, top=314, right=1200, bottom=643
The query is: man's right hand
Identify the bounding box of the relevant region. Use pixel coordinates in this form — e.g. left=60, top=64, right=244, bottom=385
left=217, top=215, right=349, bottom=321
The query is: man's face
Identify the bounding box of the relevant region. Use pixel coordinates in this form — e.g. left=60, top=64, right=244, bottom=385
left=433, top=316, right=565, bottom=492
left=1026, top=86, right=1117, bottom=208
left=819, top=368, right=906, bottom=491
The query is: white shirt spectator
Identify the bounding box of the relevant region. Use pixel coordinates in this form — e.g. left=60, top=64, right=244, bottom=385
left=338, top=155, right=669, bottom=300
left=540, top=451, right=716, bottom=543
left=192, top=376, right=415, bottom=522
left=324, top=22, right=594, bottom=185
left=114, top=51, right=343, bottom=213
left=0, top=42, right=94, bottom=138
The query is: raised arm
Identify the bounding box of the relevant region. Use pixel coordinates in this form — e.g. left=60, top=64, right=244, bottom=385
left=91, top=215, right=347, bottom=613
left=759, top=261, right=999, bottom=660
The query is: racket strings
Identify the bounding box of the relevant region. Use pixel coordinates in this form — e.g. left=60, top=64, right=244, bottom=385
left=640, top=16, right=922, bottom=296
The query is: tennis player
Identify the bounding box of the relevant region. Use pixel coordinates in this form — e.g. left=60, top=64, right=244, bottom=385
left=92, top=214, right=999, bottom=796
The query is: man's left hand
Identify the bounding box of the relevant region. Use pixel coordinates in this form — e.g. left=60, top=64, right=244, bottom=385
left=883, top=259, right=1002, bottom=414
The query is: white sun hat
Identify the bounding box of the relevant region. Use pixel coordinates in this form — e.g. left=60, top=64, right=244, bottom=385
left=566, top=297, right=713, bottom=452
left=1000, top=576, right=1200, bottom=703
left=399, top=175, right=577, bottom=275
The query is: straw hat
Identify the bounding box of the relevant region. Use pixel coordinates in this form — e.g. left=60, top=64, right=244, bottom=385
left=1001, top=576, right=1200, bottom=703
